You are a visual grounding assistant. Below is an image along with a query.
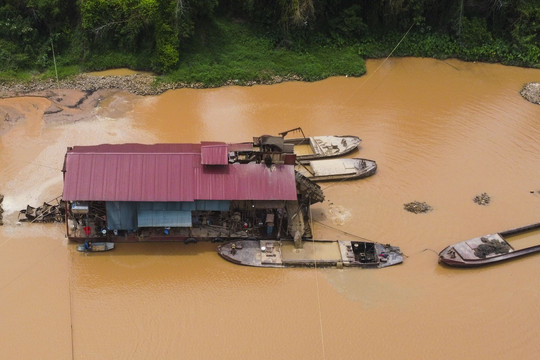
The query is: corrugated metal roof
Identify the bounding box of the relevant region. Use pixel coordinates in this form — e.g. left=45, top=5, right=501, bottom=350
left=62, top=143, right=297, bottom=202
left=201, top=143, right=228, bottom=165
left=227, top=142, right=253, bottom=152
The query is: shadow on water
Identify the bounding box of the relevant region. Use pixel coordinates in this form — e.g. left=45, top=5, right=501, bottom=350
left=68, top=240, right=221, bottom=257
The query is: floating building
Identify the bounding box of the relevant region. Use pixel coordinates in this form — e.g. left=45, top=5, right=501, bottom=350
left=62, top=139, right=324, bottom=243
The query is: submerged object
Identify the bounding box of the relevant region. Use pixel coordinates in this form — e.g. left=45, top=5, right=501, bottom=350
left=76, top=242, right=115, bottom=252
left=438, top=222, right=540, bottom=267
left=295, top=158, right=376, bottom=182
left=217, top=239, right=403, bottom=268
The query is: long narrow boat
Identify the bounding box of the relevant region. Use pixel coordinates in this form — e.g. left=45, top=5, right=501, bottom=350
left=295, top=158, right=376, bottom=182
left=278, top=128, right=361, bottom=162
left=284, top=135, right=362, bottom=162
left=438, top=222, right=540, bottom=267
left=217, top=239, right=403, bottom=268
left=77, top=242, right=115, bottom=252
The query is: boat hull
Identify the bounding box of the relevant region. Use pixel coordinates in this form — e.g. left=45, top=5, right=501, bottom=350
left=217, top=239, right=403, bottom=268
left=77, top=242, right=115, bottom=252
left=284, top=135, right=361, bottom=162
left=296, top=158, right=376, bottom=182
left=438, top=222, right=540, bottom=267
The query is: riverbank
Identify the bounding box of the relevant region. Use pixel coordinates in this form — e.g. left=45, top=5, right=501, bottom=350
left=0, top=74, right=191, bottom=99
left=0, top=72, right=307, bottom=134
left=0, top=72, right=308, bottom=99
left=2, top=67, right=539, bottom=136
left=1, top=67, right=539, bottom=108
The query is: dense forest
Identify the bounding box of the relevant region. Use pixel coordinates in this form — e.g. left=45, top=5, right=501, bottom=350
left=1, top=0, right=539, bottom=83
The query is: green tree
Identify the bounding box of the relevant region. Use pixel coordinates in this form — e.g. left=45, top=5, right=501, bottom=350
left=80, top=0, right=157, bottom=51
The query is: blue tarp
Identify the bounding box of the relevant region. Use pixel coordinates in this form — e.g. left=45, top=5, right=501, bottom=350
left=106, top=202, right=138, bottom=231
left=106, top=200, right=230, bottom=230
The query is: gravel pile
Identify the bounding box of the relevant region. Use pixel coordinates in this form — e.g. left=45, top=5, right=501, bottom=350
left=403, top=201, right=432, bottom=214
left=473, top=192, right=491, bottom=205
left=474, top=236, right=511, bottom=258
left=520, top=82, right=540, bottom=105
left=1, top=74, right=179, bottom=97
left=0, top=73, right=304, bottom=98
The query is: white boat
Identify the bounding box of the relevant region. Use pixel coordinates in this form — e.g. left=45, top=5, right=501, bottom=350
left=295, top=158, right=376, bottom=182
left=279, top=128, right=361, bottom=162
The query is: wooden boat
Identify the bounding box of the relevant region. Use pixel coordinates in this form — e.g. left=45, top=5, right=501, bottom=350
left=279, top=128, right=361, bottom=162
left=438, top=222, right=540, bottom=267
left=217, top=239, right=403, bottom=268
left=77, top=242, right=115, bottom=252
left=295, top=158, right=376, bottom=182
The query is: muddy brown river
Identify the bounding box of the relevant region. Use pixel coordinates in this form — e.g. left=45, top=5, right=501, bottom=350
left=1, top=58, right=539, bottom=359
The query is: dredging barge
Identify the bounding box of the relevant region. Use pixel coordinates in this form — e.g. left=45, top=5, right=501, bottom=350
left=61, top=137, right=325, bottom=243
left=61, top=134, right=401, bottom=267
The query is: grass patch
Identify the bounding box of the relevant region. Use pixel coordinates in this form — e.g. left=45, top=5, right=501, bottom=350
left=163, top=18, right=366, bottom=86
left=81, top=51, right=152, bottom=72
left=0, top=70, right=35, bottom=83
left=40, top=65, right=82, bottom=80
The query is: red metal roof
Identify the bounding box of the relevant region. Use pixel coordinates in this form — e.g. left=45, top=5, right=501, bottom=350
left=200, top=142, right=229, bottom=165
left=62, top=143, right=297, bottom=202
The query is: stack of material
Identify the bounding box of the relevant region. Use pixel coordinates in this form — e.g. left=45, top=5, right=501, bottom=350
left=294, top=172, right=325, bottom=204
left=520, top=82, right=540, bottom=105
left=473, top=192, right=491, bottom=205
left=18, top=196, right=65, bottom=223
left=403, top=201, right=432, bottom=214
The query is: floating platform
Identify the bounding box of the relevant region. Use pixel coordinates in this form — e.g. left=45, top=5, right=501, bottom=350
left=217, top=239, right=403, bottom=268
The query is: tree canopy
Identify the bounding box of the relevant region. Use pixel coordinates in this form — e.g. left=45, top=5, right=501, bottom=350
left=1, top=0, right=538, bottom=75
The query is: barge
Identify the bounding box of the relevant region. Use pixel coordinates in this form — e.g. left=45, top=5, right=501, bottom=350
left=295, top=158, right=377, bottom=182
left=438, top=222, right=540, bottom=267
left=217, top=239, right=403, bottom=268
left=279, top=128, right=361, bottom=163
left=62, top=139, right=324, bottom=243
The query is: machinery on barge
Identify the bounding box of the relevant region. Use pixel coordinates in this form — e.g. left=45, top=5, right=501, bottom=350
left=62, top=137, right=324, bottom=243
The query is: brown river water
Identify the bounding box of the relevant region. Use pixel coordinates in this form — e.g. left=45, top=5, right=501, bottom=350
left=1, top=58, right=539, bottom=359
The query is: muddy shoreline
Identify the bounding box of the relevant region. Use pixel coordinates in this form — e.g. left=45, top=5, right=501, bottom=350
left=0, top=73, right=303, bottom=99
left=1, top=72, right=538, bottom=104
left=0, top=73, right=304, bottom=132
left=1, top=73, right=538, bottom=135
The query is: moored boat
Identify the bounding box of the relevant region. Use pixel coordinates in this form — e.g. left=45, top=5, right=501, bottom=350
left=438, top=222, right=540, bottom=267
left=295, top=158, right=376, bottom=182
left=279, top=128, right=361, bottom=162
left=77, top=242, right=115, bottom=252
left=217, top=239, right=403, bottom=268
